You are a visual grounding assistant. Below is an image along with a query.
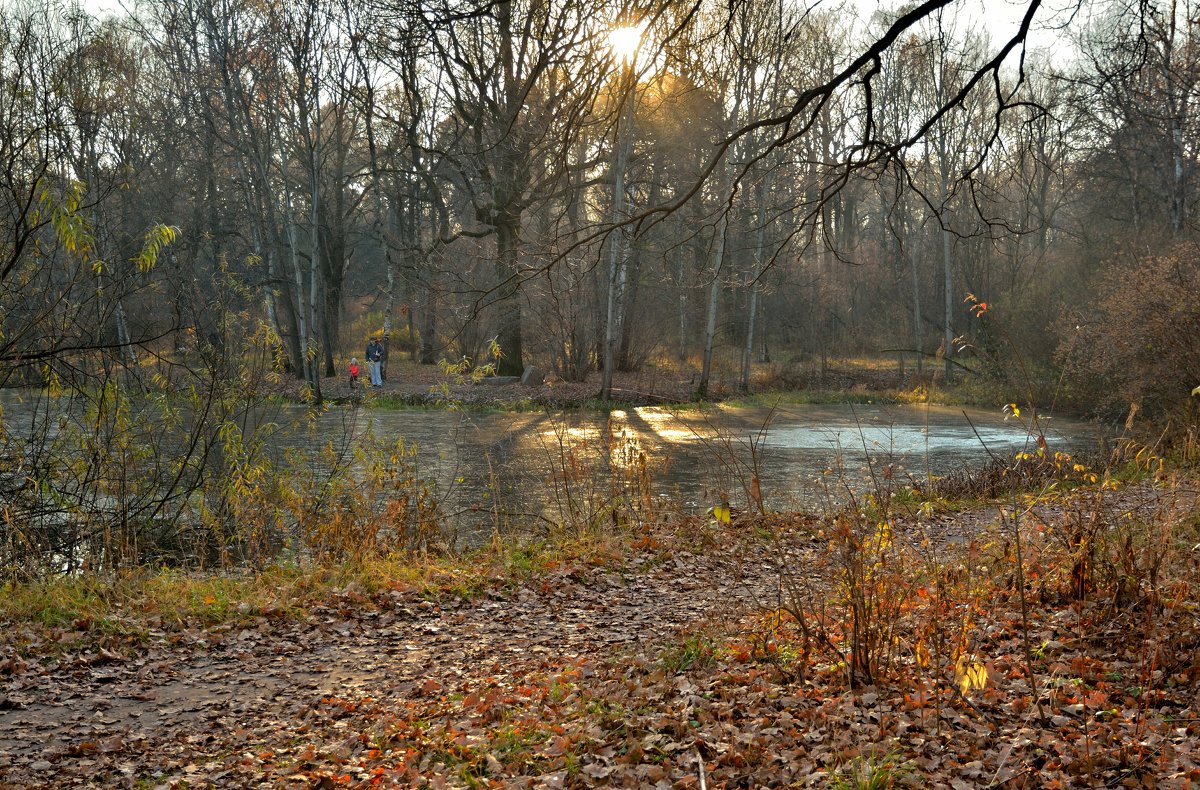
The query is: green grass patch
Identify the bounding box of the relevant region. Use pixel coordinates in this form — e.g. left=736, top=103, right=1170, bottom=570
left=830, top=750, right=917, bottom=790
left=0, top=575, right=122, bottom=630
left=659, top=631, right=718, bottom=674
left=0, top=522, right=639, bottom=647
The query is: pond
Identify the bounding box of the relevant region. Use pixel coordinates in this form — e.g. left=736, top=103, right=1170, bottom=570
left=316, top=401, right=1104, bottom=534
left=0, top=389, right=1105, bottom=556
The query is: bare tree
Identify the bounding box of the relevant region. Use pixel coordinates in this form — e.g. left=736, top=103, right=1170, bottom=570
left=415, top=0, right=608, bottom=377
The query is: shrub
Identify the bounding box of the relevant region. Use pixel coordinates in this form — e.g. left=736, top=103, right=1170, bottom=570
left=1058, top=243, right=1200, bottom=420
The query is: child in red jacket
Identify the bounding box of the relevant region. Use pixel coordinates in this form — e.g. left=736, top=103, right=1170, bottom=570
left=348, top=357, right=360, bottom=389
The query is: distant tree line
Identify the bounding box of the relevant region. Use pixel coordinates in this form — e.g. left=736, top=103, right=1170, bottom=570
left=5, top=0, right=1198, bottom=409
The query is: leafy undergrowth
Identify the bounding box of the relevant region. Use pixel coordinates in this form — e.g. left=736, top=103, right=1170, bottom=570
left=2, top=473, right=1198, bottom=788
left=232, top=500, right=1199, bottom=788
left=249, top=608, right=1200, bottom=789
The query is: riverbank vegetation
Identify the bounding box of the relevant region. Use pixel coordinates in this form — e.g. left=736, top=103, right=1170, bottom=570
left=280, top=351, right=1073, bottom=415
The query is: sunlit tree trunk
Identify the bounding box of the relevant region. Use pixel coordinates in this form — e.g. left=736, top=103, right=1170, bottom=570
left=601, top=63, right=634, bottom=400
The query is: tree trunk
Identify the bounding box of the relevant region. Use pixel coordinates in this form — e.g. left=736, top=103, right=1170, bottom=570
left=320, top=244, right=341, bottom=378
left=618, top=174, right=657, bottom=372
left=616, top=244, right=641, bottom=372
left=942, top=223, right=953, bottom=383
left=600, top=64, right=634, bottom=400
left=698, top=221, right=726, bottom=399
left=419, top=272, right=438, bottom=366
left=740, top=173, right=770, bottom=393
left=284, top=204, right=315, bottom=394
left=493, top=215, right=523, bottom=376
left=910, top=220, right=924, bottom=376
left=420, top=183, right=448, bottom=366
left=281, top=135, right=320, bottom=403
left=697, top=164, right=733, bottom=399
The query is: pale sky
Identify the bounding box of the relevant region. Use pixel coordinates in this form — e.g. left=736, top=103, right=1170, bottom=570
left=848, top=0, right=1080, bottom=57
left=78, top=0, right=1078, bottom=38
left=78, top=0, right=1079, bottom=63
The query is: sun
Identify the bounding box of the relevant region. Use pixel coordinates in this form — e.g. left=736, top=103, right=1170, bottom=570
left=608, top=22, right=647, bottom=63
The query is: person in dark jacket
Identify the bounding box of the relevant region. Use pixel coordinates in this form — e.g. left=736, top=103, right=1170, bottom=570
left=365, top=337, right=384, bottom=387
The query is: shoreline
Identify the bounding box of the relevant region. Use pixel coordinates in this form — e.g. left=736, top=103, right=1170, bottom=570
left=279, top=358, right=1043, bottom=415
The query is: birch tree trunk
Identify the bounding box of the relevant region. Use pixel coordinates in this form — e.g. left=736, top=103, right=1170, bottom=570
left=740, top=172, right=771, bottom=393
left=697, top=163, right=732, bottom=399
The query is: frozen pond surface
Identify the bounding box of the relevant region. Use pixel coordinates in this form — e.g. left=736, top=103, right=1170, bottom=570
left=0, top=390, right=1105, bottom=544
left=322, top=402, right=1103, bottom=525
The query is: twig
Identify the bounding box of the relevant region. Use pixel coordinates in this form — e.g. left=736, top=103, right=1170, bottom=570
left=878, top=348, right=977, bottom=373
left=695, top=748, right=707, bottom=790
left=1005, top=504, right=1048, bottom=726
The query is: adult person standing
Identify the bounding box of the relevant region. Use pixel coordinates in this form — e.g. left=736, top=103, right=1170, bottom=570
left=365, top=336, right=384, bottom=387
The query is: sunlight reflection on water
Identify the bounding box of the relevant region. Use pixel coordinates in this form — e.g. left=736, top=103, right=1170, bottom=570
left=0, top=390, right=1104, bottom=546
left=343, top=402, right=1101, bottom=521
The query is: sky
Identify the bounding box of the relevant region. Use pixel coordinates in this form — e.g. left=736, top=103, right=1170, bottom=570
left=77, top=0, right=1081, bottom=62
left=847, top=0, right=1083, bottom=58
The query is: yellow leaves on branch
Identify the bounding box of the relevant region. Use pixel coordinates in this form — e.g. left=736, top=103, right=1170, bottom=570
left=39, top=180, right=95, bottom=262
left=954, top=654, right=989, bottom=696
left=133, top=223, right=180, bottom=272
left=36, top=180, right=179, bottom=273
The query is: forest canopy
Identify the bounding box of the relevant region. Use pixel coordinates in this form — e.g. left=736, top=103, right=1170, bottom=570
left=0, top=0, right=1194, bottom=408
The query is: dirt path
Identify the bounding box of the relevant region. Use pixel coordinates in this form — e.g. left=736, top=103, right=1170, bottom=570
left=0, top=544, right=780, bottom=788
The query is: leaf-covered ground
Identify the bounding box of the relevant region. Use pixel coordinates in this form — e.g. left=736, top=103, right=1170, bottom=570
left=2, top=477, right=1198, bottom=788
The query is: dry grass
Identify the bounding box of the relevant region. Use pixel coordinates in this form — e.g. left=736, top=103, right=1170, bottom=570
left=0, top=524, right=636, bottom=644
